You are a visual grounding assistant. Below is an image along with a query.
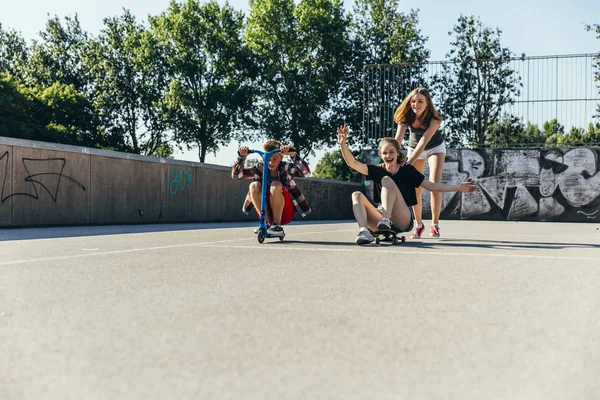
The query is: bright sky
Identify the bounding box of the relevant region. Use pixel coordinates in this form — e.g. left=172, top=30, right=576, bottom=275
left=1, top=0, right=598, bottom=168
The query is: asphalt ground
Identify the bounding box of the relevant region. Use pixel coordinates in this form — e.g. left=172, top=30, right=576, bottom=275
left=1, top=220, right=599, bottom=400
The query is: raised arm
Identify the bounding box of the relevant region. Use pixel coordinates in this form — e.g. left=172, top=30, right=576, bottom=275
left=421, top=178, right=476, bottom=193
left=337, top=124, right=368, bottom=176
left=394, top=124, right=407, bottom=146
left=281, top=145, right=311, bottom=177
left=231, top=146, right=259, bottom=179
left=406, top=118, right=442, bottom=164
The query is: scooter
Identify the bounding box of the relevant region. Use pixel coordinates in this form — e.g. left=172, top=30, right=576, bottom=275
left=247, top=148, right=285, bottom=244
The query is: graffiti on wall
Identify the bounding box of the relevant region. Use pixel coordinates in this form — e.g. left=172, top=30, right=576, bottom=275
left=169, top=167, right=193, bottom=195
left=363, top=147, right=600, bottom=222
left=0, top=151, right=86, bottom=204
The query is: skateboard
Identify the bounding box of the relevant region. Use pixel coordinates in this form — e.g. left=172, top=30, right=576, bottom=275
left=372, top=228, right=406, bottom=244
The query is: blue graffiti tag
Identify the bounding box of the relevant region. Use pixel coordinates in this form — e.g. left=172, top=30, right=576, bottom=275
left=169, top=168, right=193, bottom=195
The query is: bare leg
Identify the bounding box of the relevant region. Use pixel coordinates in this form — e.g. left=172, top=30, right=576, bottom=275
left=427, top=153, right=446, bottom=226
left=248, top=181, right=263, bottom=219
left=269, top=181, right=285, bottom=225
left=411, top=158, right=426, bottom=226
left=380, top=176, right=413, bottom=231
left=351, top=191, right=381, bottom=232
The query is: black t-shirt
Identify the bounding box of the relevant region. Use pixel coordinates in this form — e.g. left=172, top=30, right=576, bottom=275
left=367, top=164, right=425, bottom=206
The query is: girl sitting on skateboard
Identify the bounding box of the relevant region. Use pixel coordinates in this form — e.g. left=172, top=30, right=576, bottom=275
left=336, top=124, right=476, bottom=245
left=232, top=140, right=311, bottom=237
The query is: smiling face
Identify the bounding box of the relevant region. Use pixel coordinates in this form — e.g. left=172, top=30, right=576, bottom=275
left=267, top=152, right=283, bottom=172
left=379, top=143, right=399, bottom=166
left=410, top=93, right=428, bottom=118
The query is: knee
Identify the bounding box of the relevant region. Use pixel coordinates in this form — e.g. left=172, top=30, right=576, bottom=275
left=352, top=191, right=365, bottom=203
left=249, top=181, right=261, bottom=194
left=269, top=181, right=282, bottom=194
left=381, top=176, right=393, bottom=187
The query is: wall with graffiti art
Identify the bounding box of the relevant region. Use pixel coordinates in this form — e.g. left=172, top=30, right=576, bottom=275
left=0, top=137, right=361, bottom=227
left=363, top=147, right=600, bottom=222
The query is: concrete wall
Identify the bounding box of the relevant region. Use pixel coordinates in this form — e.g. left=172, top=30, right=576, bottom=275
left=364, top=147, right=600, bottom=222
left=3, top=136, right=597, bottom=226
left=0, top=137, right=361, bottom=228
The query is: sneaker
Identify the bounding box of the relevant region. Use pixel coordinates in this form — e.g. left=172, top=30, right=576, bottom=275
left=355, top=227, right=375, bottom=245
left=410, top=223, right=425, bottom=239
left=430, top=224, right=440, bottom=238
left=267, top=223, right=285, bottom=237
left=254, top=224, right=271, bottom=234
left=377, top=216, right=392, bottom=231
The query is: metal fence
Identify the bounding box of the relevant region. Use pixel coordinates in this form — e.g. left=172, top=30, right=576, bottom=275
left=363, top=53, right=600, bottom=147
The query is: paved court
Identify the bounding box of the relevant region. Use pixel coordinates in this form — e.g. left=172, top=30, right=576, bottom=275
left=1, top=220, right=599, bottom=400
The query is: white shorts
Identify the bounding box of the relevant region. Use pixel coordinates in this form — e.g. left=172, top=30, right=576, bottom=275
left=406, top=142, right=446, bottom=160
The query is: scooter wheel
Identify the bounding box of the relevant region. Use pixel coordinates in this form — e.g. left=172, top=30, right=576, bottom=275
left=257, top=229, right=265, bottom=244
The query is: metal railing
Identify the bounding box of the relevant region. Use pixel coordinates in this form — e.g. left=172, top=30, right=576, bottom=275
left=363, top=53, right=600, bottom=147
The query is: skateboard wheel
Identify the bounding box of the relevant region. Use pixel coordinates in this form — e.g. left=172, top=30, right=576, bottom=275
left=279, top=236, right=284, bottom=241
left=376, top=238, right=380, bottom=244
left=401, top=236, right=406, bottom=242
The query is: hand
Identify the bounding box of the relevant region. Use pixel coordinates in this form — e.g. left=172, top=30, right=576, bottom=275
left=280, top=145, right=293, bottom=156
left=238, top=146, right=249, bottom=157
left=458, top=181, right=477, bottom=193
left=337, top=124, right=348, bottom=145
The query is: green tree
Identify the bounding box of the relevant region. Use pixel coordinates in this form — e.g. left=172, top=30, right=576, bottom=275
left=344, top=0, right=429, bottom=146
left=150, top=0, right=256, bottom=162
left=542, top=118, right=564, bottom=146
left=86, top=10, right=171, bottom=156
left=0, top=73, right=49, bottom=140
left=485, top=114, right=523, bottom=147
left=432, top=15, right=522, bottom=147
left=23, top=15, right=90, bottom=93
left=1, top=73, right=110, bottom=148
left=245, top=0, right=352, bottom=157
left=35, top=82, right=102, bottom=147
left=313, top=149, right=363, bottom=182
left=0, top=24, right=29, bottom=78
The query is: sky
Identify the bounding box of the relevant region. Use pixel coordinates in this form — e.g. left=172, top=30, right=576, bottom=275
left=1, top=0, right=598, bottom=169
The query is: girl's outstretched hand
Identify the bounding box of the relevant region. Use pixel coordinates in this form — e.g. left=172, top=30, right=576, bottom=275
left=337, top=124, right=348, bottom=145
left=458, top=181, right=477, bottom=193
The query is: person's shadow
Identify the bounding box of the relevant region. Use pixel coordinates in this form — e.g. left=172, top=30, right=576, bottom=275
left=271, top=237, right=600, bottom=250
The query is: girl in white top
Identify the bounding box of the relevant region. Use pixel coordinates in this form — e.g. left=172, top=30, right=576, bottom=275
left=394, top=87, right=446, bottom=239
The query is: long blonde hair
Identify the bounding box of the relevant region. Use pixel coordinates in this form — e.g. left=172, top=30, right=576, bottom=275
left=393, top=87, right=442, bottom=127
left=378, top=137, right=406, bottom=165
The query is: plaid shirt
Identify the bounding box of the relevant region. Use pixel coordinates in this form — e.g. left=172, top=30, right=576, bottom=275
left=232, top=154, right=312, bottom=217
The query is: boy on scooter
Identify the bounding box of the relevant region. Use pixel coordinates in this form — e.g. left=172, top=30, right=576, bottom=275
left=232, top=140, right=312, bottom=237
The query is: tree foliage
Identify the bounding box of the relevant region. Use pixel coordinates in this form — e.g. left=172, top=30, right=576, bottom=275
left=433, top=15, right=522, bottom=148
left=245, top=0, right=351, bottom=157
left=151, top=0, right=256, bottom=162
left=312, top=149, right=363, bottom=182
left=0, top=24, right=29, bottom=78
left=344, top=0, right=429, bottom=147
left=86, top=10, right=171, bottom=156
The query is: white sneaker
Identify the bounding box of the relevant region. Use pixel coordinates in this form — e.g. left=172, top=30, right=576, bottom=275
left=377, top=216, right=392, bottom=231
left=254, top=224, right=270, bottom=234
left=267, top=224, right=285, bottom=237
left=355, top=227, right=375, bottom=245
